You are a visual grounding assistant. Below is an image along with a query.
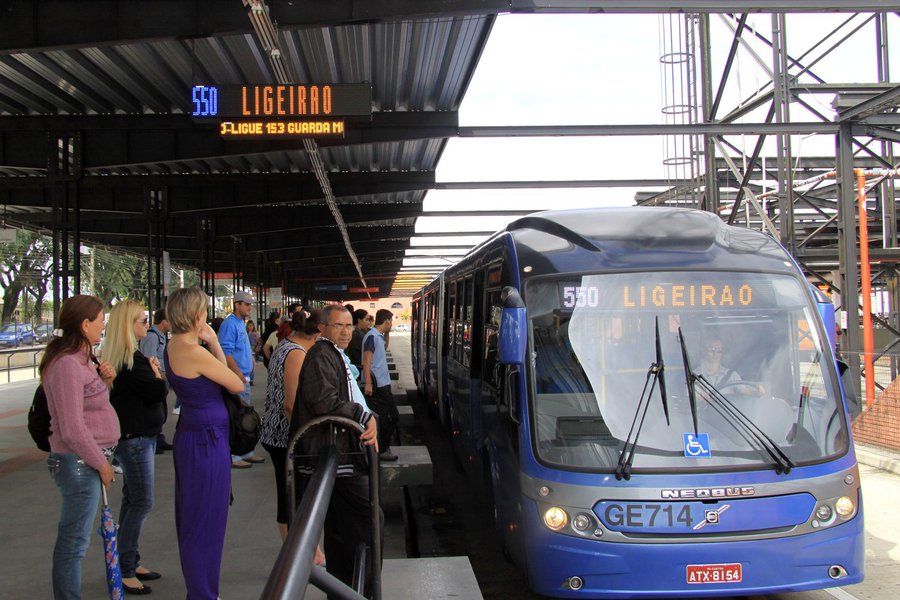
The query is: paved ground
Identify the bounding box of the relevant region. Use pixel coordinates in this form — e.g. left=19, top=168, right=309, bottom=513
left=0, top=332, right=897, bottom=599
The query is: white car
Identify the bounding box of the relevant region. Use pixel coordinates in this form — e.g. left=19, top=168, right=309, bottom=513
left=393, top=323, right=411, bottom=332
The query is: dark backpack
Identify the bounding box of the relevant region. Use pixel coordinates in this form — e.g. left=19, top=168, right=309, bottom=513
left=27, top=385, right=52, bottom=452
left=223, top=390, right=261, bottom=456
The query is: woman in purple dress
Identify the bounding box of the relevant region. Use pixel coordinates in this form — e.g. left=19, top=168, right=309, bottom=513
left=163, top=288, right=244, bottom=600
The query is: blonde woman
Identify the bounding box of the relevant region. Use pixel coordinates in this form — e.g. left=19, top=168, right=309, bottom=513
left=102, top=300, right=167, bottom=594
left=164, top=288, right=244, bottom=600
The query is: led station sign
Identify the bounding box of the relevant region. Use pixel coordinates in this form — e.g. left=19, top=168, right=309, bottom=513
left=191, top=83, right=372, bottom=138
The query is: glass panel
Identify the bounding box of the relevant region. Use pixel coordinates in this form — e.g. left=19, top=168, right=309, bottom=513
left=527, top=271, right=848, bottom=473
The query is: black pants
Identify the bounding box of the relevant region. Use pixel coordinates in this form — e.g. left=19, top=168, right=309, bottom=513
left=262, top=443, right=289, bottom=524
left=367, top=385, right=399, bottom=452
left=323, top=473, right=384, bottom=598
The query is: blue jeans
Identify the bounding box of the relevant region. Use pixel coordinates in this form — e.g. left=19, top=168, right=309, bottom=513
left=48, top=452, right=103, bottom=600
left=115, top=436, right=156, bottom=577
left=232, top=381, right=257, bottom=462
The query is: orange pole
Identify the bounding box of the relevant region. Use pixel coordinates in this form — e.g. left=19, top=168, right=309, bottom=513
left=856, top=169, right=876, bottom=409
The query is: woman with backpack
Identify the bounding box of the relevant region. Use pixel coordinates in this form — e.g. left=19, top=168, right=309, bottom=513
left=41, top=294, right=119, bottom=599
left=102, top=300, right=168, bottom=594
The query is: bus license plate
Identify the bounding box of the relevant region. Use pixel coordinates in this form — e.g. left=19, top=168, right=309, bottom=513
left=686, top=563, right=742, bottom=584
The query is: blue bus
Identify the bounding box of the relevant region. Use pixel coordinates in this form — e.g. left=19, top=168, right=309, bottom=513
left=411, top=207, right=863, bottom=598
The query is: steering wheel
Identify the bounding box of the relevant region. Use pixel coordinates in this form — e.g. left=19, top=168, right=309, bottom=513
left=717, top=380, right=766, bottom=396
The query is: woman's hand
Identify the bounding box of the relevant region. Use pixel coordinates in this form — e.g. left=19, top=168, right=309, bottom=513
left=99, top=461, right=115, bottom=488
left=148, top=356, right=163, bottom=379
left=98, top=361, right=116, bottom=387
left=198, top=322, right=219, bottom=346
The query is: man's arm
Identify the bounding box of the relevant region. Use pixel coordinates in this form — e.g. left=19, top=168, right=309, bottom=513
left=218, top=318, right=245, bottom=380
left=363, top=333, right=378, bottom=392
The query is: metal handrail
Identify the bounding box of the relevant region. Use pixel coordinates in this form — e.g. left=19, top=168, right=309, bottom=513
left=0, top=345, right=47, bottom=383
left=260, top=416, right=381, bottom=600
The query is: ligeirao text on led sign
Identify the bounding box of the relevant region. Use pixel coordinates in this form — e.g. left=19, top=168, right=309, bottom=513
left=191, top=84, right=372, bottom=118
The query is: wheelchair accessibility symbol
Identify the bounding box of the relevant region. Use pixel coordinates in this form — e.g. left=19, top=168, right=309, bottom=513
left=683, top=433, right=712, bottom=458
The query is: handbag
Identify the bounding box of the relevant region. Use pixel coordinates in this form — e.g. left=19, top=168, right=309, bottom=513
left=223, top=389, right=261, bottom=456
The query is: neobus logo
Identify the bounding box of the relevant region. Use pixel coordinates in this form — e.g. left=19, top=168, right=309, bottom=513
left=661, top=487, right=755, bottom=499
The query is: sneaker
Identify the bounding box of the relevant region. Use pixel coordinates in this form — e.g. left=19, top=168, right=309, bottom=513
left=113, top=464, right=124, bottom=474
left=378, top=450, right=398, bottom=462
left=231, top=460, right=252, bottom=469
left=157, top=441, right=173, bottom=451
left=172, top=407, right=181, bottom=415
left=245, top=456, right=266, bottom=464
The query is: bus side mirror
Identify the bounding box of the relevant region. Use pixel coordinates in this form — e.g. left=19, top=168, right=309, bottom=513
left=836, top=359, right=861, bottom=420
left=811, top=285, right=837, bottom=352
left=499, top=286, right=526, bottom=366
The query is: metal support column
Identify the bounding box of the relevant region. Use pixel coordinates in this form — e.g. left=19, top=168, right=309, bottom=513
left=49, top=132, right=82, bottom=318
left=772, top=13, right=795, bottom=251
left=199, top=217, right=216, bottom=319
left=145, top=187, right=168, bottom=315
left=837, top=121, right=862, bottom=398
left=698, top=13, right=719, bottom=214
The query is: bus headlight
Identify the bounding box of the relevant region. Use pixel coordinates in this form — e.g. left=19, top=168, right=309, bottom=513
left=835, top=496, right=854, bottom=517
left=815, top=505, right=833, bottom=522
left=572, top=513, right=593, bottom=532
left=543, top=507, right=568, bottom=531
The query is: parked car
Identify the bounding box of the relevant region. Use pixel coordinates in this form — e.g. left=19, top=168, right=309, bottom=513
left=393, top=323, right=411, bottom=332
left=33, top=324, right=55, bottom=344
left=0, top=324, right=35, bottom=347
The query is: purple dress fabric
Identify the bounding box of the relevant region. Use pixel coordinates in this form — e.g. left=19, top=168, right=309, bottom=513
left=165, top=350, right=230, bottom=600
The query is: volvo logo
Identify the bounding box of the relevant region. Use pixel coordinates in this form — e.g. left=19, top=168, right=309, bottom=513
left=660, top=486, right=754, bottom=499
left=693, top=504, right=731, bottom=530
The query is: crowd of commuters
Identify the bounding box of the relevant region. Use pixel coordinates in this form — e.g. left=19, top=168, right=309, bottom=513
left=41, top=289, right=404, bottom=599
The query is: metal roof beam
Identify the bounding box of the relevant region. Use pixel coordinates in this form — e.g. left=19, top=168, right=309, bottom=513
left=270, top=0, right=899, bottom=24
left=0, top=1, right=252, bottom=54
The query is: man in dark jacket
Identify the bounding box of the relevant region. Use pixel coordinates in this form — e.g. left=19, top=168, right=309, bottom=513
left=294, top=304, right=380, bottom=594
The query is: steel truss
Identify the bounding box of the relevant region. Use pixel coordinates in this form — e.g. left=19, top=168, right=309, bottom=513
left=632, top=10, right=900, bottom=404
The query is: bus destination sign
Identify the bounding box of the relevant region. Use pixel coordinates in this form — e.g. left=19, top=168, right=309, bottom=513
left=191, top=84, right=372, bottom=119
left=219, top=120, right=346, bottom=138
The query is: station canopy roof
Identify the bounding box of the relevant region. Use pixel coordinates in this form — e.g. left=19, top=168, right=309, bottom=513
left=0, top=1, right=889, bottom=299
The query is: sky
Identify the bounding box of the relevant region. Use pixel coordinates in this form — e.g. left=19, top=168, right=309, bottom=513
left=404, top=11, right=900, bottom=270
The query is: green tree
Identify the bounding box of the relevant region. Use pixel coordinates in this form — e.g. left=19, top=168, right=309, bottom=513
left=87, top=247, right=147, bottom=307
left=0, top=230, right=52, bottom=324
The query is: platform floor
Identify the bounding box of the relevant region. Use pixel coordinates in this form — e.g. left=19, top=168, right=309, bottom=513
left=0, top=332, right=898, bottom=600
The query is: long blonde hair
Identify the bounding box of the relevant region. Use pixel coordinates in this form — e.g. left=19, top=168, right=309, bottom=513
left=102, top=299, right=145, bottom=374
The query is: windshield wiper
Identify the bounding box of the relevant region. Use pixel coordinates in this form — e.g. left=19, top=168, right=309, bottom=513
left=788, top=351, right=820, bottom=444
left=677, top=327, right=699, bottom=436
left=694, top=375, right=795, bottom=474
left=616, top=317, right=668, bottom=481
left=677, top=329, right=792, bottom=474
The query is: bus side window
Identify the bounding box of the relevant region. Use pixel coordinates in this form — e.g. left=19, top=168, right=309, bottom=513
left=484, top=294, right=502, bottom=388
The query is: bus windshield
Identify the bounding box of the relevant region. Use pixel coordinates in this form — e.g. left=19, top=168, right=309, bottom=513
left=526, top=271, right=849, bottom=473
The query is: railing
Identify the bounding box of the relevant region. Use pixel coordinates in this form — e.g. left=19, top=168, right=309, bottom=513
left=0, top=345, right=47, bottom=383
left=260, top=416, right=381, bottom=600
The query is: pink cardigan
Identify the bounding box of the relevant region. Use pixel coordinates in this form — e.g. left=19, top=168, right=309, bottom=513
left=43, top=351, right=120, bottom=472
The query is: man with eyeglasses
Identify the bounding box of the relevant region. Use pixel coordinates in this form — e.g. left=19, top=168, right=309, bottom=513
left=219, top=290, right=264, bottom=468
left=697, top=334, right=764, bottom=395
left=294, top=304, right=380, bottom=593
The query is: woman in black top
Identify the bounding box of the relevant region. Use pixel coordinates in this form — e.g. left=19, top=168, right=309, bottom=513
left=102, top=300, right=167, bottom=594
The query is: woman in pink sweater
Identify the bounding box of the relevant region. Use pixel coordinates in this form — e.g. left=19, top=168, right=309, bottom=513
left=41, top=295, right=119, bottom=600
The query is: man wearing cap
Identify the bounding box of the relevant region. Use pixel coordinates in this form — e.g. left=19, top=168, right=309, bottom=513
left=219, top=290, right=265, bottom=469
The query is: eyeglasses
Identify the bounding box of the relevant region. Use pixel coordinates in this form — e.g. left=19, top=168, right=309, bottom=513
left=326, top=323, right=354, bottom=331
left=136, top=317, right=149, bottom=325
left=706, top=346, right=723, bottom=354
